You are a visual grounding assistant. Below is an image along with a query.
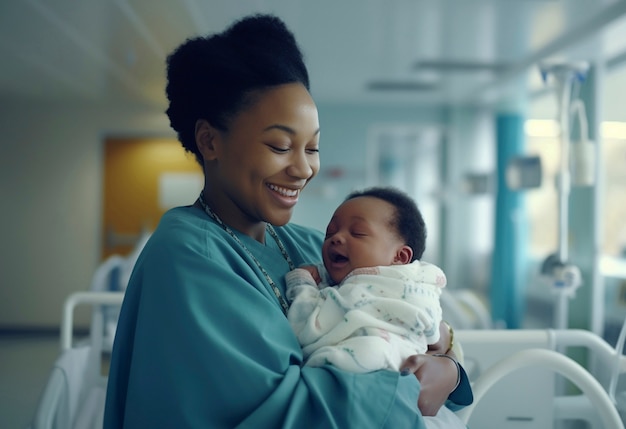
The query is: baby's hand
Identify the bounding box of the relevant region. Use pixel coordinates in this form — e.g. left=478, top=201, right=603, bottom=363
left=285, top=266, right=321, bottom=301
left=299, top=265, right=322, bottom=284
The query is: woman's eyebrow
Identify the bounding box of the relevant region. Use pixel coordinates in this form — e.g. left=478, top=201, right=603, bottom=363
left=263, top=124, right=321, bottom=137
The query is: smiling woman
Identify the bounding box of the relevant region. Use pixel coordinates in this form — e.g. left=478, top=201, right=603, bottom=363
left=103, top=14, right=471, bottom=429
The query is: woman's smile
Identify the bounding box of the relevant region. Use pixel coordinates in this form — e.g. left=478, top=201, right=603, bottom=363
left=267, top=183, right=301, bottom=207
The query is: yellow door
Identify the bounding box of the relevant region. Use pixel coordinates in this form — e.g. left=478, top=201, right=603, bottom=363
left=102, top=137, right=202, bottom=259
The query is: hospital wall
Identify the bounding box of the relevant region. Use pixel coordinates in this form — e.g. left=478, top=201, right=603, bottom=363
left=294, top=104, right=496, bottom=295
left=293, top=103, right=446, bottom=232
left=3, top=98, right=495, bottom=329
left=0, top=99, right=173, bottom=329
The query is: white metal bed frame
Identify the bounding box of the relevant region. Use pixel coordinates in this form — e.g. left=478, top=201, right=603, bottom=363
left=30, top=292, right=626, bottom=429
left=456, top=329, right=626, bottom=428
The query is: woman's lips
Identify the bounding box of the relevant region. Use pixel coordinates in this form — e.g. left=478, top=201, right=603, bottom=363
left=267, top=183, right=299, bottom=207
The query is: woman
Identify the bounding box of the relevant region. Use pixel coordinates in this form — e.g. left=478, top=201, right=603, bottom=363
left=103, top=14, right=472, bottom=428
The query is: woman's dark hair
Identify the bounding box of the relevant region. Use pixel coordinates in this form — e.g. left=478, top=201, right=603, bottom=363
left=345, top=187, right=427, bottom=261
left=165, top=14, right=310, bottom=164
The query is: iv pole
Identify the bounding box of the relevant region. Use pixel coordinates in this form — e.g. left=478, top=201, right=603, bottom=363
left=539, top=62, right=626, bottom=419
left=539, top=61, right=589, bottom=330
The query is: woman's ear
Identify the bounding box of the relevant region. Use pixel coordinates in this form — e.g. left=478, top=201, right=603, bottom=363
left=393, top=245, right=413, bottom=265
left=195, top=119, right=219, bottom=161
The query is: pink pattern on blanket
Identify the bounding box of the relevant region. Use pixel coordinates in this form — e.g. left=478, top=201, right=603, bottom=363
left=435, top=273, right=447, bottom=287
left=345, top=267, right=381, bottom=280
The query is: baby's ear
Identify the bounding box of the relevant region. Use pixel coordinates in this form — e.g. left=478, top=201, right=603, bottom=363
left=393, top=245, right=413, bottom=265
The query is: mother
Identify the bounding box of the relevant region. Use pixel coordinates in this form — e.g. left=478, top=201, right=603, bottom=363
left=104, top=14, right=472, bottom=428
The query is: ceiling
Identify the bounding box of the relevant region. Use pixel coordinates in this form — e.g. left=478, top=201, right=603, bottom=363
left=2, top=0, right=626, bottom=112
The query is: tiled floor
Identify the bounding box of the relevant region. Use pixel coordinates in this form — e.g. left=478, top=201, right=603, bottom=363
left=0, top=335, right=59, bottom=429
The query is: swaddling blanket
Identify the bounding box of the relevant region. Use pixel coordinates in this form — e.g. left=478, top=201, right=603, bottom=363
left=286, top=261, right=446, bottom=373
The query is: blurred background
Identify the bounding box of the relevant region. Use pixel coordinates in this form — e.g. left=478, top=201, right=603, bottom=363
left=1, top=0, right=626, bottom=426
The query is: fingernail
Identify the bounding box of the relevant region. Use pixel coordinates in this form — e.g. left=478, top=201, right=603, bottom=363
left=400, top=368, right=411, bottom=376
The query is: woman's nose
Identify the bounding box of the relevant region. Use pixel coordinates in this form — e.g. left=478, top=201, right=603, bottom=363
left=287, top=151, right=315, bottom=179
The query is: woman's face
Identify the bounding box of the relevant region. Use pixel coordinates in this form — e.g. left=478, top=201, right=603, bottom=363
left=203, top=83, right=320, bottom=236
left=322, top=197, right=408, bottom=284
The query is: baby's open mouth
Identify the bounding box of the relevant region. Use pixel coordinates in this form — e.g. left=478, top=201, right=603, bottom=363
left=330, top=253, right=348, bottom=263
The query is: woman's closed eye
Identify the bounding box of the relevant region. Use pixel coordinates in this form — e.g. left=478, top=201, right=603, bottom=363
left=267, top=144, right=290, bottom=153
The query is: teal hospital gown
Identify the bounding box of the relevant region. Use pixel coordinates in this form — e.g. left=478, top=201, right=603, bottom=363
left=103, top=205, right=471, bottom=428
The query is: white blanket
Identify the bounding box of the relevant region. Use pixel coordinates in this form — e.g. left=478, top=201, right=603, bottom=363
left=286, top=261, right=446, bottom=372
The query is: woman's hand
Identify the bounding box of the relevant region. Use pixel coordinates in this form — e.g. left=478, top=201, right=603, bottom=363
left=427, top=320, right=452, bottom=355
left=400, top=353, right=459, bottom=416
left=400, top=321, right=458, bottom=416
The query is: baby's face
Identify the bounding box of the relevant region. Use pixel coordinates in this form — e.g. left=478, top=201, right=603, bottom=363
left=322, top=196, right=407, bottom=284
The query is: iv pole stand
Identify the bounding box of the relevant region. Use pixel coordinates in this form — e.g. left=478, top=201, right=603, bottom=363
left=539, top=61, right=589, bottom=331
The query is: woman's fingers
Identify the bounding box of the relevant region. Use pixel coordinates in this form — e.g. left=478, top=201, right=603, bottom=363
left=400, top=353, right=458, bottom=416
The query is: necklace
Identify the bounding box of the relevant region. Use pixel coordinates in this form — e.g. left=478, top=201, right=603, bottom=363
left=197, top=192, right=294, bottom=316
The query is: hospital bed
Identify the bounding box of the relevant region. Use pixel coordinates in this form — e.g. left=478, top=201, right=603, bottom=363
left=30, top=289, right=626, bottom=429
left=456, top=329, right=626, bottom=428
left=440, top=288, right=492, bottom=330
left=30, top=291, right=124, bottom=429
left=30, top=237, right=145, bottom=429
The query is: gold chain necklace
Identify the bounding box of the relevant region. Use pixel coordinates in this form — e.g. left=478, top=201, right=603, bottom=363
left=197, top=192, right=294, bottom=316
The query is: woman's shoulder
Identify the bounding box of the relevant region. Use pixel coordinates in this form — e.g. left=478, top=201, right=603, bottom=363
left=158, top=205, right=208, bottom=228
left=155, top=206, right=212, bottom=237
left=143, top=206, right=225, bottom=256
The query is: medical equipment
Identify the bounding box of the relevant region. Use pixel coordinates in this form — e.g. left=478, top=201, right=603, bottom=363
left=30, top=292, right=124, bottom=429
left=538, top=61, right=591, bottom=331
left=32, top=289, right=626, bottom=429
left=440, top=288, right=492, bottom=330
left=30, top=233, right=148, bottom=428
left=89, top=231, right=150, bottom=350
left=456, top=329, right=626, bottom=428
left=87, top=255, right=127, bottom=351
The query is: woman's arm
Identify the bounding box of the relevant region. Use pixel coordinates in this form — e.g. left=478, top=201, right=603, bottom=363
left=400, top=320, right=473, bottom=416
